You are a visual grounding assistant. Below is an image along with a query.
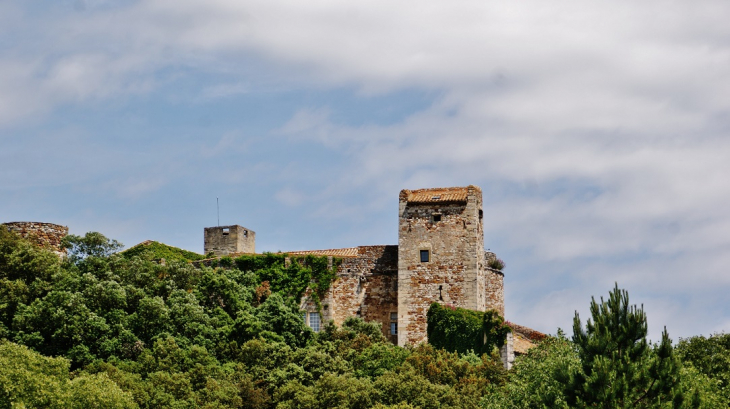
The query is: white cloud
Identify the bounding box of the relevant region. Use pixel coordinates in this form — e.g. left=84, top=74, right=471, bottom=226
left=3, top=0, right=730, bottom=337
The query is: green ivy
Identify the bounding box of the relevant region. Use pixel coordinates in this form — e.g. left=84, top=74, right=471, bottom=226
left=121, top=241, right=206, bottom=263
left=426, top=303, right=510, bottom=356
left=233, top=253, right=339, bottom=303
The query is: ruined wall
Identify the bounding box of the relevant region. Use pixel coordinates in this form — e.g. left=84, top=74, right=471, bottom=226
left=300, top=246, right=399, bottom=341
left=484, top=267, right=504, bottom=316
left=481, top=251, right=505, bottom=316
left=397, top=186, right=489, bottom=346
left=204, top=225, right=255, bottom=256
left=3, top=221, right=68, bottom=257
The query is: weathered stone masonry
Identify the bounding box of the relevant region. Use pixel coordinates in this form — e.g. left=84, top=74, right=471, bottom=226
left=204, top=225, right=255, bottom=256
left=7, top=185, right=537, bottom=366
left=286, top=185, right=504, bottom=347
left=201, top=186, right=507, bottom=348
left=294, top=246, right=399, bottom=343
left=2, top=221, right=68, bottom=257
left=397, top=186, right=504, bottom=346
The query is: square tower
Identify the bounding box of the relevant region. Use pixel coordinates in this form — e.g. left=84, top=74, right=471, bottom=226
left=396, top=186, right=493, bottom=346
left=204, top=225, right=255, bottom=256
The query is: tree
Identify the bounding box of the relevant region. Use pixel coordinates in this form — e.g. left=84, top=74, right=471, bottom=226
left=0, top=341, right=136, bottom=408
left=675, top=333, right=730, bottom=406
left=62, top=232, right=123, bottom=261
left=562, top=284, right=697, bottom=408
left=481, top=329, right=580, bottom=409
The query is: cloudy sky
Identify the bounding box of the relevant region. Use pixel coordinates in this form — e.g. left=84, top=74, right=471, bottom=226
left=3, top=0, right=729, bottom=340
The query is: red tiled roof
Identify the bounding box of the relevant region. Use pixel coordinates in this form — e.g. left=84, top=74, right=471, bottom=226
left=404, top=186, right=475, bottom=204
left=506, top=322, right=547, bottom=354
left=513, top=334, right=535, bottom=355
left=282, top=248, right=359, bottom=258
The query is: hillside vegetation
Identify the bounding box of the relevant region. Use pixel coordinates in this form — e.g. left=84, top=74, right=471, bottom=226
left=121, top=240, right=208, bottom=263
left=0, top=228, right=728, bottom=408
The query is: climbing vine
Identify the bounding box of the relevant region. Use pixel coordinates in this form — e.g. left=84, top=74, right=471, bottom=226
left=232, top=253, right=340, bottom=302
left=427, top=302, right=511, bottom=355
left=121, top=241, right=207, bottom=262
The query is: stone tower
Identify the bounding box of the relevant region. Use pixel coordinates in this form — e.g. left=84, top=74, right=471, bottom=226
left=396, top=186, right=504, bottom=346
left=204, top=225, right=255, bottom=256
left=3, top=221, right=69, bottom=257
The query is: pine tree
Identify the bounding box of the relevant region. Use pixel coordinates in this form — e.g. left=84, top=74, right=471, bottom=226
left=562, top=284, right=699, bottom=408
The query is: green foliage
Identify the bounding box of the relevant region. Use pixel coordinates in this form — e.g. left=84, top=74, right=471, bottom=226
left=564, top=284, right=694, bottom=408
left=427, top=303, right=511, bottom=355
left=62, top=231, right=124, bottom=261
left=121, top=241, right=206, bottom=263
left=0, top=340, right=137, bottom=408
left=233, top=253, right=338, bottom=303
left=275, top=373, right=376, bottom=409
left=487, top=258, right=505, bottom=271
left=676, top=333, right=730, bottom=406
left=8, top=229, right=728, bottom=409
left=482, top=329, right=580, bottom=408
left=351, top=342, right=410, bottom=379
left=0, top=228, right=61, bottom=334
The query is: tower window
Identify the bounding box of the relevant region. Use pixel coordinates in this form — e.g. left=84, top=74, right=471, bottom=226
left=390, top=312, right=398, bottom=335
left=222, top=228, right=230, bottom=235
left=432, top=214, right=442, bottom=222
left=420, top=250, right=430, bottom=263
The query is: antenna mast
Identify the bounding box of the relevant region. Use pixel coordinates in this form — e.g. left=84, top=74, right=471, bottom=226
left=217, top=197, right=220, bottom=227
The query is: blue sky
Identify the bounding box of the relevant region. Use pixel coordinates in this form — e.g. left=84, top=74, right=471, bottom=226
left=3, top=0, right=730, bottom=340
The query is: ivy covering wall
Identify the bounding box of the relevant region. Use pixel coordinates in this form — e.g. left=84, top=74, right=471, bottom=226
left=427, top=303, right=511, bottom=355
left=121, top=241, right=207, bottom=262
left=232, top=253, right=338, bottom=302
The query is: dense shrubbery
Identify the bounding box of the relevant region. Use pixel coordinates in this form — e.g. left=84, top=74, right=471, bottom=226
left=427, top=303, right=510, bottom=355
left=2, top=229, right=729, bottom=408
left=0, top=230, right=506, bottom=408
left=233, top=253, right=339, bottom=303
left=121, top=241, right=208, bottom=263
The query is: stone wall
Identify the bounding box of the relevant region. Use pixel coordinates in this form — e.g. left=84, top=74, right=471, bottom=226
left=500, top=332, right=515, bottom=369
left=204, top=225, right=255, bottom=256
left=484, top=267, right=504, bottom=316
left=196, top=184, right=505, bottom=348
left=300, top=245, right=399, bottom=341
left=3, top=221, right=68, bottom=257
left=397, top=186, right=504, bottom=346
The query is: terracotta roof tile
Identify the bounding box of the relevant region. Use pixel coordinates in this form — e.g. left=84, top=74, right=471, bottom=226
left=404, top=186, right=474, bottom=204
left=282, top=248, right=359, bottom=258
left=506, top=322, right=547, bottom=354
left=513, top=334, right=535, bottom=355
left=506, top=322, right=547, bottom=342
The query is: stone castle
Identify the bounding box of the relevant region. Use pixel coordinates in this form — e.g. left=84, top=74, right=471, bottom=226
left=5, top=185, right=543, bottom=365
left=203, top=186, right=505, bottom=347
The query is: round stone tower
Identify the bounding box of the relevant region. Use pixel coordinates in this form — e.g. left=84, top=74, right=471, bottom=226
left=3, top=221, right=69, bottom=257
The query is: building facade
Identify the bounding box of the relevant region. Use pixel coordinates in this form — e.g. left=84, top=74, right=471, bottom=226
left=208, top=185, right=505, bottom=347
